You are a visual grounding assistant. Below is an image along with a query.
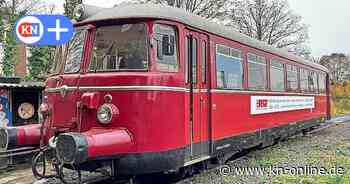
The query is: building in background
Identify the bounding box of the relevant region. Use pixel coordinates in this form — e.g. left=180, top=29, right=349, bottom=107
left=14, top=44, right=28, bottom=77
left=0, top=5, right=28, bottom=77
left=0, top=77, right=44, bottom=128
left=0, top=43, right=28, bottom=77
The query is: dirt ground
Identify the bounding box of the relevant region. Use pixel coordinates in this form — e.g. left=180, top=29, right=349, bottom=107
left=0, top=164, right=35, bottom=184
left=1, top=121, right=350, bottom=184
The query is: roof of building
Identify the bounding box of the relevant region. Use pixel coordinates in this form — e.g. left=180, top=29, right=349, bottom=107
left=0, top=81, right=45, bottom=89
left=79, top=3, right=328, bottom=72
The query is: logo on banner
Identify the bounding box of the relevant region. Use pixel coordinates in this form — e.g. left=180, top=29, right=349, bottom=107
left=256, top=99, right=268, bottom=109
left=14, top=15, right=73, bottom=46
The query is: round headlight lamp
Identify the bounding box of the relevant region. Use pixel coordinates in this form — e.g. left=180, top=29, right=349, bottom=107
left=97, top=104, right=119, bottom=124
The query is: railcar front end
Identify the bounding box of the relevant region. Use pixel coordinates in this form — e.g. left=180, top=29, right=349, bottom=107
left=38, top=14, right=189, bottom=178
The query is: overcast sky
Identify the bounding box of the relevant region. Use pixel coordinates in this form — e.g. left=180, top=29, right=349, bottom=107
left=48, top=0, right=350, bottom=58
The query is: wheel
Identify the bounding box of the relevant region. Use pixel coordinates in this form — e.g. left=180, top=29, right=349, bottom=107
left=32, top=151, right=46, bottom=179
left=200, top=159, right=209, bottom=171
left=185, top=165, right=195, bottom=177
left=169, top=168, right=186, bottom=182
left=32, top=149, right=59, bottom=179
left=215, top=154, right=226, bottom=165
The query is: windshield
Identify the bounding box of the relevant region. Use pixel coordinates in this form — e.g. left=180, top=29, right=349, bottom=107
left=49, top=29, right=86, bottom=74
left=50, top=45, right=66, bottom=74
left=64, top=30, right=86, bottom=73
left=89, top=23, right=148, bottom=71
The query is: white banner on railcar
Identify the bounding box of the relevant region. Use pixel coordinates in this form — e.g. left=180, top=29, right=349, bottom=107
left=250, top=96, right=315, bottom=115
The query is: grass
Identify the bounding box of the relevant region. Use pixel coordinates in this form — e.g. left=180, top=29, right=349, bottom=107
left=214, top=124, right=350, bottom=184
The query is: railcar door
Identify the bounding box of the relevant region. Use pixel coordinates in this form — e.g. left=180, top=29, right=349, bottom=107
left=185, top=29, right=210, bottom=159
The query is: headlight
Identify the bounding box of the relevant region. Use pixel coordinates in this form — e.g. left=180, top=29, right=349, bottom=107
left=97, top=104, right=119, bottom=124
left=56, top=133, right=88, bottom=164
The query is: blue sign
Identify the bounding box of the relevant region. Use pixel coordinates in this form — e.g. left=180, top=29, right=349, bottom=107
left=14, top=15, right=74, bottom=46
left=0, top=96, right=12, bottom=127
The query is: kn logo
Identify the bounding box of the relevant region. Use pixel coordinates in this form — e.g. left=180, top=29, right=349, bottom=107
left=15, top=16, right=44, bottom=44
left=14, top=15, right=73, bottom=46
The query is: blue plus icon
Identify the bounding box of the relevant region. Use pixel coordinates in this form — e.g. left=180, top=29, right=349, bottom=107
left=48, top=19, right=69, bottom=41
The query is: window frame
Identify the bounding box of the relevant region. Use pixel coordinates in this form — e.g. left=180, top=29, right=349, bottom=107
left=247, top=52, right=267, bottom=91
left=308, top=70, right=318, bottom=93
left=63, top=29, right=87, bottom=74
left=185, top=36, right=190, bottom=84
left=49, top=45, right=67, bottom=76
left=192, top=37, right=198, bottom=85
left=88, top=22, right=150, bottom=73
left=270, top=59, right=286, bottom=92
left=215, top=44, right=244, bottom=90
left=154, top=23, right=180, bottom=73
left=300, top=68, right=309, bottom=93
left=201, top=40, right=207, bottom=83
left=286, top=64, right=299, bottom=92
left=318, top=72, right=327, bottom=94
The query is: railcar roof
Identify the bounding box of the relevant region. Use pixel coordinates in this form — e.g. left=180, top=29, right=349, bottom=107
left=80, top=4, right=328, bottom=72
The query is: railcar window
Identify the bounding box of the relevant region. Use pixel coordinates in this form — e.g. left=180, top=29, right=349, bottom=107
left=300, top=69, right=308, bottom=92
left=308, top=71, right=318, bottom=93
left=192, top=38, right=198, bottom=84
left=314, top=72, right=319, bottom=93
left=216, top=44, right=243, bottom=89
left=287, top=65, right=298, bottom=91
left=270, top=60, right=285, bottom=91
left=202, top=41, right=207, bottom=83
left=50, top=45, right=66, bottom=74
left=185, top=36, right=190, bottom=83
left=248, top=53, right=267, bottom=90
left=64, top=30, right=86, bottom=73
left=154, top=24, right=178, bottom=72
left=318, top=73, right=327, bottom=93
left=89, top=24, right=148, bottom=71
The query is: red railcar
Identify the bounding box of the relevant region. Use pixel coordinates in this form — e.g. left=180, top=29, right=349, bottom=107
left=1, top=3, right=330, bottom=181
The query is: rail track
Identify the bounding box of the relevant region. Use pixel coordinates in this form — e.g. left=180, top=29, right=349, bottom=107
left=11, top=119, right=347, bottom=184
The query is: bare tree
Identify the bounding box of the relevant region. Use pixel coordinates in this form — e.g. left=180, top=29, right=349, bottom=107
left=228, top=0, right=310, bottom=57
left=1, top=0, right=47, bottom=15
left=64, top=0, right=82, bottom=19
left=134, top=0, right=230, bottom=19
left=319, top=53, right=350, bottom=84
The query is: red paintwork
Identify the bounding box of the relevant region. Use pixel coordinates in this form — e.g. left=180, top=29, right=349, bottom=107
left=81, top=92, right=101, bottom=109
left=15, top=124, right=41, bottom=146
left=83, top=128, right=134, bottom=158
left=211, top=94, right=327, bottom=140
left=41, top=19, right=330, bottom=161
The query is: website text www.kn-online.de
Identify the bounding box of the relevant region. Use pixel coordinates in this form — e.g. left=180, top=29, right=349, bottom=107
left=219, top=165, right=345, bottom=177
